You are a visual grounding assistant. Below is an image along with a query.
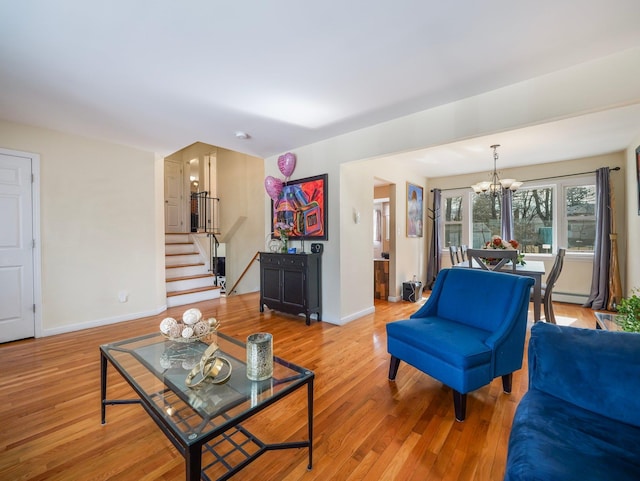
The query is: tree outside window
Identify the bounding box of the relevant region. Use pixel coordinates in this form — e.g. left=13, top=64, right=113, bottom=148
left=512, top=187, right=554, bottom=253
left=471, top=194, right=501, bottom=247
left=565, top=185, right=596, bottom=251
left=443, top=195, right=463, bottom=246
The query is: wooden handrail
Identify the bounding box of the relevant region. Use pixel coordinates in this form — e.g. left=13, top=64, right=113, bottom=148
left=227, top=251, right=260, bottom=296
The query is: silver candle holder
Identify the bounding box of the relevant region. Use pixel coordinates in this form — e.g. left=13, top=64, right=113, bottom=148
left=246, top=333, right=273, bottom=381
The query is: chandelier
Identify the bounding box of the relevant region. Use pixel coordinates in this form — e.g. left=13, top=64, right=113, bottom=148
left=471, top=144, right=522, bottom=196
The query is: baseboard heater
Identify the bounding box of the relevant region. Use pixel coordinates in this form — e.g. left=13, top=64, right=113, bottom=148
left=553, top=291, right=588, bottom=305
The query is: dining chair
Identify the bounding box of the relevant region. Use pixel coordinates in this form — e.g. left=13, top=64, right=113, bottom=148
left=539, top=248, right=566, bottom=324
left=459, top=244, right=467, bottom=262
left=449, top=245, right=461, bottom=265
left=466, top=248, right=518, bottom=272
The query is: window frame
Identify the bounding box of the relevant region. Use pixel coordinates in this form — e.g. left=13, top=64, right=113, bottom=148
left=440, top=189, right=468, bottom=249
left=556, top=174, right=596, bottom=256
left=510, top=181, right=556, bottom=254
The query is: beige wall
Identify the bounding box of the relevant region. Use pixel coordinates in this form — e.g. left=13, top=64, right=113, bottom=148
left=0, top=120, right=165, bottom=335
left=217, top=148, right=265, bottom=294
left=428, top=152, right=627, bottom=302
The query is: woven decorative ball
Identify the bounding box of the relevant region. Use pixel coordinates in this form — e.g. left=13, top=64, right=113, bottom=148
left=182, top=308, right=202, bottom=325
left=181, top=326, right=194, bottom=339
left=192, top=320, right=209, bottom=337
left=159, top=317, right=178, bottom=335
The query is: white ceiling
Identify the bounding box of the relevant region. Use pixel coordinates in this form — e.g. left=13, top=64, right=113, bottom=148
left=2, top=1, right=640, bottom=175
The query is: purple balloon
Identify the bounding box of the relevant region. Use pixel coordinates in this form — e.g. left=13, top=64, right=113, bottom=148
left=264, top=176, right=283, bottom=201
left=278, top=152, right=296, bottom=178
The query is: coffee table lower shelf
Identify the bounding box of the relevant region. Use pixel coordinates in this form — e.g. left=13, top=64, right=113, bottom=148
left=102, top=388, right=313, bottom=481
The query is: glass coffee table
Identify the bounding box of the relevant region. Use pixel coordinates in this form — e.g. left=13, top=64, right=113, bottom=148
left=100, top=331, right=314, bottom=481
left=594, top=311, right=621, bottom=331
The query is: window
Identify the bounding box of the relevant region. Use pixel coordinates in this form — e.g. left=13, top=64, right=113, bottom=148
left=512, top=186, right=554, bottom=253
left=471, top=193, right=501, bottom=248
left=443, top=195, right=463, bottom=247
left=439, top=173, right=596, bottom=257
left=564, top=183, right=596, bottom=251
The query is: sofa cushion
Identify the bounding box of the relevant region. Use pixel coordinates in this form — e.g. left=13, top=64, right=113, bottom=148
left=505, top=389, right=640, bottom=481
left=386, top=317, right=492, bottom=369
left=529, top=323, right=640, bottom=428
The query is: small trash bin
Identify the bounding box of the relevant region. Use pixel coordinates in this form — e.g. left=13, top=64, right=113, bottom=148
left=402, top=281, right=423, bottom=302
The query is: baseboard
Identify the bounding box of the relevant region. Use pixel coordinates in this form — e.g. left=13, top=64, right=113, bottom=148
left=337, top=305, right=376, bottom=325
left=40, top=304, right=168, bottom=337
left=553, top=291, right=588, bottom=305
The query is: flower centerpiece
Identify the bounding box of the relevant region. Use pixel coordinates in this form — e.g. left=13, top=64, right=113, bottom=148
left=482, top=235, right=526, bottom=266
left=274, top=222, right=294, bottom=252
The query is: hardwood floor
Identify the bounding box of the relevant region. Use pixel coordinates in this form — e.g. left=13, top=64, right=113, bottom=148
left=0, top=293, right=597, bottom=481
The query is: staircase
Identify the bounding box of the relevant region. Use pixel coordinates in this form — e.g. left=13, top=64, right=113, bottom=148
left=165, top=233, right=221, bottom=307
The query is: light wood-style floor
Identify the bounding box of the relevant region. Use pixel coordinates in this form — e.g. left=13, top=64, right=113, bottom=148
left=0, top=292, right=597, bottom=481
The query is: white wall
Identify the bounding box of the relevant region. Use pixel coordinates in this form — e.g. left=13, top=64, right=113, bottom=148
left=0, top=120, right=165, bottom=335
left=264, top=47, right=640, bottom=324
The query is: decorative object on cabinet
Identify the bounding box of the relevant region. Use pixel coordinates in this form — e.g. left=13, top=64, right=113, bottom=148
left=271, top=174, right=328, bottom=241
left=406, top=182, right=423, bottom=237
left=310, top=243, right=323, bottom=254
left=259, top=252, right=322, bottom=325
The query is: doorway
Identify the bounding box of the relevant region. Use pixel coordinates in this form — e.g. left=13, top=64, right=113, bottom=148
left=164, top=158, right=184, bottom=233
left=0, top=148, right=41, bottom=343
left=373, top=180, right=396, bottom=301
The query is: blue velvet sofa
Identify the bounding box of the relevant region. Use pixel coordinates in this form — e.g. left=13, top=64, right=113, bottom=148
left=386, top=268, right=534, bottom=421
left=505, top=322, right=640, bottom=480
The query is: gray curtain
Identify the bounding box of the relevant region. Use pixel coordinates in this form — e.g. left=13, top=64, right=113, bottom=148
left=584, top=167, right=611, bottom=310
left=426, top=189, right=441, bottom=289
left=501, top=189, right=514, bottom=240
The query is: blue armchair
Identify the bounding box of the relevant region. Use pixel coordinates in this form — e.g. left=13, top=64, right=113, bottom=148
left=505, top=322, right=640, bottom=480
left=386, top=268, right=534, bottom=421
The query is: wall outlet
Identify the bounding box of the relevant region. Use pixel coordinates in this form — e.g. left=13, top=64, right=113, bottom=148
left=118, top=291, right=128, bottom=303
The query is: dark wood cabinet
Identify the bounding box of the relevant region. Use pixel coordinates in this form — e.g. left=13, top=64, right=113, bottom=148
left=259, top=252, right=322, bottom=325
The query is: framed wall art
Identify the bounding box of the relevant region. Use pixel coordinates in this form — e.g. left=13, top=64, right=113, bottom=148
left=406, top=182, right=424, bottom=237
left=271, top=174, right=328, bottom=240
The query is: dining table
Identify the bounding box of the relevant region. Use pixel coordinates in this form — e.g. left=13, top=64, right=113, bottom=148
left=453, top=259, right=546, bottom=322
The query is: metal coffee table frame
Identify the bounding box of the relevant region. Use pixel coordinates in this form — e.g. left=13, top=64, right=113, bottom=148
left=100, top=331, right=314, bottom=481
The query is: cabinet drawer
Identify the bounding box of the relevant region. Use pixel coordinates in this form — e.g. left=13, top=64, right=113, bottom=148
left=261, top=253, right=307, bottom=269
left=261, top=254, right=283, bottom=267
left=281, top=256, right=306, bottom=269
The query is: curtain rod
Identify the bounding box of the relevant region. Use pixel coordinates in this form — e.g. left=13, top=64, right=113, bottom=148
left=430, top=166, right=620, bottom=193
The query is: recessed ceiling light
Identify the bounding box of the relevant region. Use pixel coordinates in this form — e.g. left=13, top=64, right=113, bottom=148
left=235, top=131, right=250, bottom=140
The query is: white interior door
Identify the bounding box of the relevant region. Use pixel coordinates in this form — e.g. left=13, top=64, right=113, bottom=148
left=164, top=159, right=184, bottom=233
left=0, top=152, right=35, bottom=342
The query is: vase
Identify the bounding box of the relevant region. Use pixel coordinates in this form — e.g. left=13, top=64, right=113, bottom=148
left=281, top=239, right=288, bottom=253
